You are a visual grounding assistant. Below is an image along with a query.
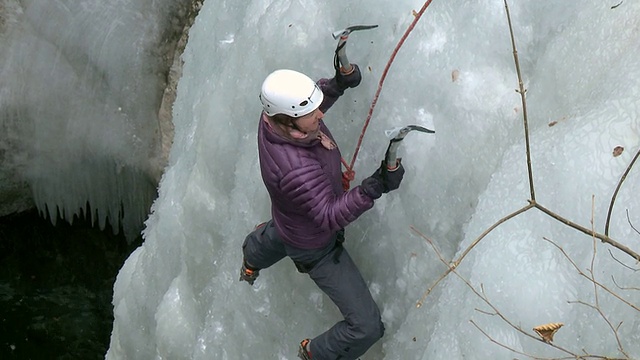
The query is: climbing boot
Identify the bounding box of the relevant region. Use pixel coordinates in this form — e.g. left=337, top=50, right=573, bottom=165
left=298, top=339, right=312, bottom=359
left=239, top=261, right=259, bottom=286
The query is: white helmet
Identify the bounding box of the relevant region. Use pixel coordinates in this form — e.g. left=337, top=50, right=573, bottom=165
left=260, top=69, right=324, bottom=117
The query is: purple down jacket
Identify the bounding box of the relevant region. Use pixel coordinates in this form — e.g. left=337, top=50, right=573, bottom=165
left=257, top=77, right=375, bottom=249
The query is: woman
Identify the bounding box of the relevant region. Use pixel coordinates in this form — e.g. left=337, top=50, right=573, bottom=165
left=240, top=65, right=404, bottom=360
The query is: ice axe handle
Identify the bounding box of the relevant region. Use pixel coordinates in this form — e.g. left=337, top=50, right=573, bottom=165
left=335, top=38, right=353, bottom=74
left=384, top=138, right=403, bottom=171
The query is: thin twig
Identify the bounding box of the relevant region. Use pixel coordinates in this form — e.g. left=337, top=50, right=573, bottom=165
left=504, top=0, right=535, bottom=201
left=590, top=196, right=599, bottom=312
left=469, top=320, right=555, bottom=360
left=611, top=1, right=624, bottom=10
left=607, top=249, right=639, bottom=271
left=611, top=276, right=640, bottom=291
left=454, top=203, right=535, bottom=268
left=418, top=227, right=631, bottom=359
left=472, top=318, right=620, bottom=360
left=416, top=0, right=639, bottom=310
left=587, top=197, right=629, bottom=358
left=542, top=237, right=640, bottom=312
left=534, top=203, right=640, bottom=262
left=411, top=1, right=639, bottom=357
left=417, top=229, right=579, bottom=357
left=625, top=209, right=640, bottom=236
left=474, top=307, right=496, bottom=316
left=567, top=300, right=628, bottom=358
left=507, top=0, right=640, bottom=262
left=413, top=203, right=534, bottom=307
left=605, top=147, right=640, bottom=236
left=508, top=0, right=640, bottom=266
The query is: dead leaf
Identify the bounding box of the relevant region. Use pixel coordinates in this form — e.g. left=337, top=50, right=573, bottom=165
left=412, top=10, right=418, bottom=17
left=533, top=322, right=563, bottom=343
left=451, top=69, right=460, bottom=82
left=548, top=121, right=557, bottom=127
left=613, top=146, right=624, bottom=157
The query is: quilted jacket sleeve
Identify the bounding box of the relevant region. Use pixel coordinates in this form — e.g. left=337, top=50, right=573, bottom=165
left=279, top=162, right=374, bottom=232
left=317, top=77, right=344, bottom=114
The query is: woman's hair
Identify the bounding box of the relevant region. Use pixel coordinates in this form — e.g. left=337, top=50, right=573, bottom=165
left=271, top=113, right=303, bottom=132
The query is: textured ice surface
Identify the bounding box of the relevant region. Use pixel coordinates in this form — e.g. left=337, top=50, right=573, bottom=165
left=102, top=0, right=640, bottom=359
left=0, top=0, right=190, bottom=237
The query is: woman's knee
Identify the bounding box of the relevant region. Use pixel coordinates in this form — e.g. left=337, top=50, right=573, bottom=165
left=365, top=317, right=385, bottom=342
left=351, top=313, right=384, bottom=345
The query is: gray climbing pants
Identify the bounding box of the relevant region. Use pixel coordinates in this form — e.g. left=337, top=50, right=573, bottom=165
left=242, top=220, right=384, bottom=360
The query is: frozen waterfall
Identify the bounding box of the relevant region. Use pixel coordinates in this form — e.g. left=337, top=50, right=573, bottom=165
left=2, top=0, right=639, bottom=359
left=0, top=0, right=194, bottom=238
left=108, top=0, right=640, bottom=359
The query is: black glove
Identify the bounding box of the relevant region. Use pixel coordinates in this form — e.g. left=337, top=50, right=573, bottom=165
left=360, top=176, right=384, bottom=199
left=360, top=160, right=405, bottom=199
left=380, top=160, right=405, bottom=192
left=335, top=63, right=362, bottom=91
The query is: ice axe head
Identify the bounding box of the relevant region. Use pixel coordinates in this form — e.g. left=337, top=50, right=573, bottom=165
left=332, top=24, right=379, bottom=40
left=384, top=125, right=435, bottom=170
left=332, top=25, right=378, bottom=74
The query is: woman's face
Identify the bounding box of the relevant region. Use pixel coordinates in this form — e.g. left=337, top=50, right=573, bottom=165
left=293, top=108, right=323, bottom=135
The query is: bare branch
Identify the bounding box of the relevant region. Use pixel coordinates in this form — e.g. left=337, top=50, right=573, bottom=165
left=534, top=203, right=640, bottom=262
left=410, top=1, right=639, bottom=358
left=416, top=228, right=579, bottom=356
left=611, top=275, right=640, bottom=291
left=568, top=299, right=629, bottom=358
left=418, top=222, right=633, bottom=358
left=503, top=0, right=535, bottom=201
left=542, top=237, right=640, bottom=312
left=414, top=203, right=535, bottom=307
left=464, top=279, right=582, bottom=357
left=625, top=209, right=640, bottom=236
left=590, top=196, right=599, bottom=308
left=471, top=320, right=622, bottom=360
left=469, top=320, right=556, bottom=360
left=605, top=147, right=640, bottom=236
left=474, top=307, right=497, bottom=316
left=608, top=249, right=639, bottom=271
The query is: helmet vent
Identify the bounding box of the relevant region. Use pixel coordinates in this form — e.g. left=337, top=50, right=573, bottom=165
left=299, top=100, right=309, bottom=107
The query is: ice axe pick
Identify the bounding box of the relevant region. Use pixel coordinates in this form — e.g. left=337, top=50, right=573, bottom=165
left=332, top=24, right=378, bottom=75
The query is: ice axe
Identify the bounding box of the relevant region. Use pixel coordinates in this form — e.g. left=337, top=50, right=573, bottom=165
left=332, top=24, right=378, bottom=75
left=384, top=125, right=435, bottom=171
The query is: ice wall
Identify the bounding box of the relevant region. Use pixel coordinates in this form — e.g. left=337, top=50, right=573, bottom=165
left=0, top=0, right=193, bottom=237
left=108, top=0, right=640, bottom=359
